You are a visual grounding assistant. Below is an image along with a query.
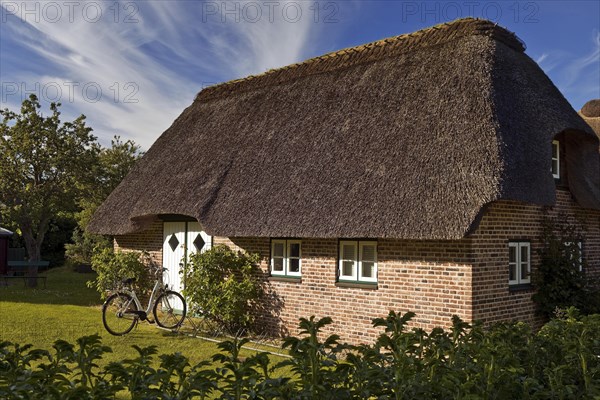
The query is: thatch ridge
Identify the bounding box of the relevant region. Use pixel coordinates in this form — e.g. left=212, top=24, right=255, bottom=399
left=88, top=18, right=600, bottom=237
left=198, top=18, right=524, bottom=102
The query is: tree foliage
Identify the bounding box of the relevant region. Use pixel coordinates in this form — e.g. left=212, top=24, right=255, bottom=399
left=0, top=95, right=143, bottom=269
left=77, top=135, right=142, bottom=229
left=66, top=136, right=143, bottom=264
left=0, top=95, right=97, bottom=263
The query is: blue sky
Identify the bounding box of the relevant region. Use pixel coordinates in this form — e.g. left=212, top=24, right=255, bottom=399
left=1, top=0, right=599, bottom=149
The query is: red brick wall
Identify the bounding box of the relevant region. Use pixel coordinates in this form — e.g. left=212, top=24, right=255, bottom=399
left=469, top=189, right=600, bottom=327
left=215, top=236, right=473, bottom=343
left=114, top=220, right=163, bottom=267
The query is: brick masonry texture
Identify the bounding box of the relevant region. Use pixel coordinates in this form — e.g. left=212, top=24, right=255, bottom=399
left=214, top=236, right=473, bottom=343
left=112, top=189, right=599, bottom=344
left=470, top=189, right=600, bottom=328
left=114, top=220, right=163, bottom=268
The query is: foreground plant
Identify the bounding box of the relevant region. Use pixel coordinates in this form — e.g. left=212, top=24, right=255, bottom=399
left=1, top=310, right=599, bottom=399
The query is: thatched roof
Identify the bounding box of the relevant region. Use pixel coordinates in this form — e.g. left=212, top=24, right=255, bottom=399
left=580, top=99, right=600, bottom=139
left=88, top=18, right=600, bottom=239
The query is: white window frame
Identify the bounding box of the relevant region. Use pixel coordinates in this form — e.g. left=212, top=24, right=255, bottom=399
left=339, top=240, right=358, bottom=280
left=509, top=241, right=531, bottom=285
left=270, top=239, right=301, bottom=277
left=552, top=140, right=560, bottom=179
left=338, top=240, right=377, bottom=284
left=564, top=241, right=583, bottom=272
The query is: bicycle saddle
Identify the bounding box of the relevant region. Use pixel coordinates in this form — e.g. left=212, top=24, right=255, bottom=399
left=122, top=277, right=136, bottom=285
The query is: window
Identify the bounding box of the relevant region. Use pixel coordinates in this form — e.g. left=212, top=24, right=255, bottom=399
left=552, top=140, right=560, bottom=179
left=509, top=241, right=530, bottom=285
left=564, top=241, right=583, bottom=271
left=339, top=241, right=377, bottom=283
left=271, top=239, right=301, bottom=277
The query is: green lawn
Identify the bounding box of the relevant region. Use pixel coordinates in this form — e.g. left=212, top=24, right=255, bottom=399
left=0, top=267, right=271, bottom=366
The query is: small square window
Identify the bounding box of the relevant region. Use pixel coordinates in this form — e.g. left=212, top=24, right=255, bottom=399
left=270, top=239, right=301, bottom=277
left=509, top=241, right=530, bottom=285
left=339, top=241, right=377, bottom=283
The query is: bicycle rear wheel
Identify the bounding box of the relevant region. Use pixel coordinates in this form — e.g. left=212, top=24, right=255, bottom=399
left=153, top=290, right=186, bottom=329
left=102, top=292, right=138, bottom=336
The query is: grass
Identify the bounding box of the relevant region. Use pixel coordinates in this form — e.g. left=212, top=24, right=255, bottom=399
left=0, top=266, right=274, bottom=367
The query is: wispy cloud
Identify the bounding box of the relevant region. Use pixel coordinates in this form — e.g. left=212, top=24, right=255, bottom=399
left=561, top=30, right=600, bottom=86
left=0, top=0, right=326, bottom=148
left=535, top=29, right=600, bottom=109
left=536, top=53, right=548, bottom=64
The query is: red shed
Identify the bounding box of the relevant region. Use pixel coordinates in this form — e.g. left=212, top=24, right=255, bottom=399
left=0, top=227, right=13, bottom=275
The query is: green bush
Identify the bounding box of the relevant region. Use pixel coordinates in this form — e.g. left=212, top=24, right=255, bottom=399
left=182, top=245, right=263, bottom=332
left=65, top=228, right=111, bottom=265
left=533, top=215, right=600, bottom=317
left=1, top=310, right=599, bottom=399
left=88, top=248, right=153, bottom=299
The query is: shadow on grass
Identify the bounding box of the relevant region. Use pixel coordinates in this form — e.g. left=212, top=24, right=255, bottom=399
left=0, top=266, right=102, bottom=306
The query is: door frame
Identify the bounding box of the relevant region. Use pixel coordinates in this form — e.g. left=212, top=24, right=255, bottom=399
left=161, top=218, right=212, bottom=290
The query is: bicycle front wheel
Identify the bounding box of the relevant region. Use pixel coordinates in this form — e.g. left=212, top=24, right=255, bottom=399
left=102, top=292, right=138, bottom=336
left=153, top=290, right=186, bottom=329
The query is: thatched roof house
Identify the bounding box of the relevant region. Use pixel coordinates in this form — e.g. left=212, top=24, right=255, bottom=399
left=89, top=18, right=599, bottom=240
left=90, top=19, right=600, bottom=341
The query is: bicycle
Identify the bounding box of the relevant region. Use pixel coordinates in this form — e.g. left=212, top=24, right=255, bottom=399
left=102, top=268, right=187, bottom=336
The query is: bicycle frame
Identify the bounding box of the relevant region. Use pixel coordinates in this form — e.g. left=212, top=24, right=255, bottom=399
left=121, top=280, right=165, bottom=317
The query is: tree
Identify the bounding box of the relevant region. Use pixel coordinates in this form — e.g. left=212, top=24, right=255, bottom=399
left=66, top=136, right=143, bottom=264
left=0, top=95, right=97, bottom=282
left=81, top=135, right=142, bottom=226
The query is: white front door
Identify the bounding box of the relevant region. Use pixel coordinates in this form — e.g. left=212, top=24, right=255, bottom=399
left=162, top=222, right=187, bottom=294
left=162, top=221, right=212, bottom=309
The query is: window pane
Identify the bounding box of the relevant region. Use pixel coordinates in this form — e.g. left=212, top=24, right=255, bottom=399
left=552, top=160, right=559, bottom=174
left=509, top=263, right=517, bottom=281
left=342, top=244, right=356, bottom=261
left=520, top=262, right=529, bottom=280
left=520, top=245, right=529, bottom=262
left=289, top=243, right=300, bottom=258
left=509, top=246, right=516, bottom=263
left=362, top=262, right=374, bottom=278
left=361, top=245, right=376, bottom=262
left=552, top=142, right=558, bottom=158
left=273, top=258, right=284, bottom=272
left=289, top=258, right=300, bottom=273
left=273, top=242, right=284, bottom=257
left=342, top=260, right=354, bottom=277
